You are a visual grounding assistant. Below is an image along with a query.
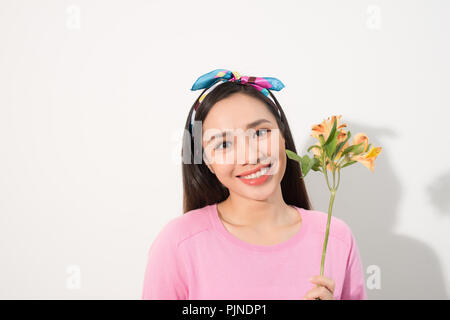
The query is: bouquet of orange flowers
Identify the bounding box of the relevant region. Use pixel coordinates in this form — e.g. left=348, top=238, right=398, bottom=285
left=286, top=115, right=382, bottom=277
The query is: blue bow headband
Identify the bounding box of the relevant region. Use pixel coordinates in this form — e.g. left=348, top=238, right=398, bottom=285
left=189, top=69, right=285, bottom=132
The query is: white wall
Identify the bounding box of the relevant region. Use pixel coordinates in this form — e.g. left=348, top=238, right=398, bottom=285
left=0, top=0, right=449, bottom=299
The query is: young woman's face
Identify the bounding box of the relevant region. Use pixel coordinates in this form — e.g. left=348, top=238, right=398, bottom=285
left=202, top=92, right=286, bottom=201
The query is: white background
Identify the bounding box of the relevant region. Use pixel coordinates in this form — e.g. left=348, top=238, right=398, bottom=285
left=0, top=0, right=449, bottom=299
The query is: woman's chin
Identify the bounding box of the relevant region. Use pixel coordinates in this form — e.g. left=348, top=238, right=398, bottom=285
left=236, top=180, right=279, bottom=200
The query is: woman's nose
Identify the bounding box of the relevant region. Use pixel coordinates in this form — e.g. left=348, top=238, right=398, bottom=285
left=242, top=134, right=263, bottom=165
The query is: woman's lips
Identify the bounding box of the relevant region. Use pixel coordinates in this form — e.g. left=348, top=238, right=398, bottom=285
left=236, top=163, right=273, bottom=186
left=236, top=163, right=272, bottom=178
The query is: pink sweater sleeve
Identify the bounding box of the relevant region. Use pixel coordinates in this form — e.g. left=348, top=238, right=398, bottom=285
left=141, top=220, right=188, bottom=300
left=340, top=229, right=367, bottom=300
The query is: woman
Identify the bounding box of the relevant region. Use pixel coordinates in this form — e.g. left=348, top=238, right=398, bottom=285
left=142, top=69, right=367, bottom=300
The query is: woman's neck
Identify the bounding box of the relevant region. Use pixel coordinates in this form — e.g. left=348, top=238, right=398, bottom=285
left=217, top=188, right=295, bottom=229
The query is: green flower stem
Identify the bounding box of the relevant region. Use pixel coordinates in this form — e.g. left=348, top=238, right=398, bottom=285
left=324, top=170, right=332, bottom=191
left=323, top=155, right=332, bottom=191
left=320, top=189, right=336, bottom=276
left=336, top=168, right=341, bottom=190
left=317, top=145, right=342, bottom=280
left=332, top=167, right=336, bottom=188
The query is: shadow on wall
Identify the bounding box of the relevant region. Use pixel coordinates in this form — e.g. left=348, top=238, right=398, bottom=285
left=427, top=170, right=450, bottom=216
left=300, top=120, right=448, bottom=299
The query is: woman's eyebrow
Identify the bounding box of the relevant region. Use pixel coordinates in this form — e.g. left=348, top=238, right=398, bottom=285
left=205, top=119, right=272, bottom=145
left=245, top=118, right=271, bottom=129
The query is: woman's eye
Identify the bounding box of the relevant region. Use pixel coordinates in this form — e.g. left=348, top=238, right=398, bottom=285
left=215, top=141, right=232, bottom=150
left=254, top=129, right=271, bottom=138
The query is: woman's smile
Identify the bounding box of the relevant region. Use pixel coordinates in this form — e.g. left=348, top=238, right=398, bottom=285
left=236, top=162, right=275, bottom=186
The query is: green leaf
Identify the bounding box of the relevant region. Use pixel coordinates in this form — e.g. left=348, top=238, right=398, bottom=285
left=286, top=149, right=302, bottom=162
left=307, top=144, right=322, bottom=153
left=307, top=156, right=316, bottom=177
left=300, top=155, right=311, bottom=177
left=318, top=134, right=326, bottom=146
left=341, top=142, right=364, bottom=157
left=310, top=157, right=321, bottom=172
left=332, top=131, right=352, bottom=160
left=333, top=142, right=345, bottom=160
left=352, top=142, right=365, bottom=155
left=285, top=150, right=320, bottom=178
left=323, top=117, right=338, bottom=147
left=322, top=117, right=339, bottom=159
left=324, top=133, right=338, bottom=160
left=341, top=160, right=357, bottom=168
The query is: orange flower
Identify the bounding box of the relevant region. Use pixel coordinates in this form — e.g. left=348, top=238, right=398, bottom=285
left=311, top=115, right=347, bottom=141
left=308, top=115, right=382, bottom=172
left=352, top=133, right=370, bottom=153
left=351, top=145, right=382, bottom=172
left=311, top=115, right=349, bottom=171
left=335, top=130, right=350, bottom=160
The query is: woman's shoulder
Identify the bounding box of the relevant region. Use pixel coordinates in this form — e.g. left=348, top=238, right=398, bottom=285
left=300, top=207, right=355, bottom=247
left=153, top=204, right=214, bottom=247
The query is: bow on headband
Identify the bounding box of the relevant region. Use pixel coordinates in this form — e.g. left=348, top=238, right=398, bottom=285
left=190, top=69, right=285, bottom=131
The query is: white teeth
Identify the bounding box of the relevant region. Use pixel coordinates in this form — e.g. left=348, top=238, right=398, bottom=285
left=240, top=166, right=270, bottom=179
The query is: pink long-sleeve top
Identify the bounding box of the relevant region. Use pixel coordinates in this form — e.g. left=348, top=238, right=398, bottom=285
left=142, top=203, right=367, bottom=300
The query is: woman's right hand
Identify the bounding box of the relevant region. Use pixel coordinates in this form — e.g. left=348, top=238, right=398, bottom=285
left=302, top=275, right=336, bottom=300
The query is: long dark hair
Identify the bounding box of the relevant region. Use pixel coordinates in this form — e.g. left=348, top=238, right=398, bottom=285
left=181, top=81, right=313, bottom=213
